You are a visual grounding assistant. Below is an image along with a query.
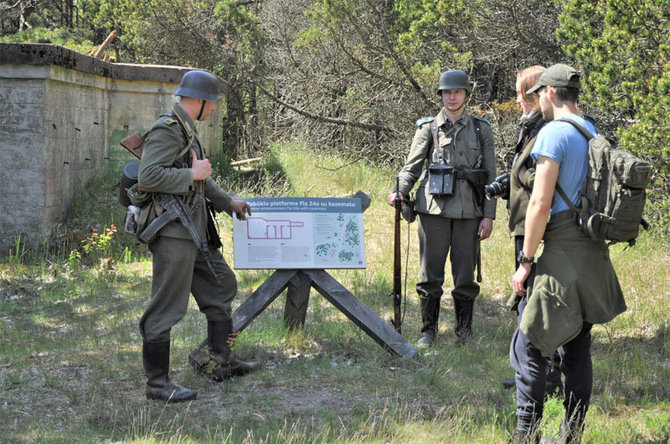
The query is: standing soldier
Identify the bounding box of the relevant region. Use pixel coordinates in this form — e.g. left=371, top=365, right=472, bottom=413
left=136, top=70, right=259, bottom=403
left=387, top=70, right=497, bottom=347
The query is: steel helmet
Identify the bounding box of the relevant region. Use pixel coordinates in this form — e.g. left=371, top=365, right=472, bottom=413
left=436, top=70, right=472, bottom=95
left=175, top=70, right=221, bottom=102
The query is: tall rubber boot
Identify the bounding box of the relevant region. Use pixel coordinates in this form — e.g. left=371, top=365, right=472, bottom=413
left=417, top=297, right=440, bottom=348
left=453, top=297, right=474, bottom=342
left=143, top=341, right=196, bottom=403
left=207, top=319, right=259, bottom=379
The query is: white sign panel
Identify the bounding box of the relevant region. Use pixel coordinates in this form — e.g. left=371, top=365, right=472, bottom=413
left=233, top=197, right=366, bottom=269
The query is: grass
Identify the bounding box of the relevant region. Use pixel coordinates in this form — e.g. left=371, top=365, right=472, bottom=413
left=0, top=141, right=668, bottom=443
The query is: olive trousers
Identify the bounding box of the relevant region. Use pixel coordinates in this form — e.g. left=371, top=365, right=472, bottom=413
left=416, top=213, right=480, bottom=303
left=139, top=235, right=237, bottom=343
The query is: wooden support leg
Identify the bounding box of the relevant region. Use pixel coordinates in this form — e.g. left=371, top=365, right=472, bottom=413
left=305, top=270, right=418, bottom=359
left=283, top=271, right=312, bottom=329
left=232, top=269, right=297, bottom=333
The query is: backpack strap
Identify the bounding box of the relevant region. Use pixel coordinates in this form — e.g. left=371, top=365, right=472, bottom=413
left=554, top=118, right=593, bottom=225
left=557, top=117, right=596, bottom=140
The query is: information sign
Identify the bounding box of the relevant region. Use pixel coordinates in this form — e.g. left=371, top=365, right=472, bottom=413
left=232, top=197, right=366, bottom=269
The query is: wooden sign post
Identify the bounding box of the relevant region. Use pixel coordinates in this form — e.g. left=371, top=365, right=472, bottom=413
left=231, top=193, right=418, bottom=359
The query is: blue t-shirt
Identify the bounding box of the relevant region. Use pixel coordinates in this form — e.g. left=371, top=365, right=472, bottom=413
left=531, top=114, right=596, bottom=214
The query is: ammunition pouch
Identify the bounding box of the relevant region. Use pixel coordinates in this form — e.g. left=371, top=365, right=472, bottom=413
left=428, top=164, right=455, bottom=196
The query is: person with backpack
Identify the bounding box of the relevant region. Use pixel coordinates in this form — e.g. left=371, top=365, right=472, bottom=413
left=509, top=63, right=626, bottom=443
left=386, top=70, right=497, bottom=348
left=137, top=70, right=259, bottom=403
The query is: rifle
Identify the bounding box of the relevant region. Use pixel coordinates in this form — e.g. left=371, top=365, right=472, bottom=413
left=140, top=193, right=224, bottom=283
left=392, top=177, right=403, bottom=333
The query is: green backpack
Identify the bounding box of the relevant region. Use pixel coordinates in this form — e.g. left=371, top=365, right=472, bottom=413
left=556, top=119, right=651, bottom=246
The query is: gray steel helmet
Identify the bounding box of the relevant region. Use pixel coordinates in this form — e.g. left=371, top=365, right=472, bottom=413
left=175, top=70, right=221, bottom=102
left=436, top=70, right=472, bottom=94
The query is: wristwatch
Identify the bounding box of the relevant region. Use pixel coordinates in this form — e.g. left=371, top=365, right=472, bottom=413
left=517, top=250, right=535, bottom=264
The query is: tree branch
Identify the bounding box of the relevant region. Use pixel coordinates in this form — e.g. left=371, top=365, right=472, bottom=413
left=250, top=78, right=393, bottom=133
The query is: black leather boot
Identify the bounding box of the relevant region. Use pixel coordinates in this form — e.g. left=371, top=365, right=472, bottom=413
left=143, top=341, right=196, bottom=403
left=417, top=297, right=440, bottom=348
left=453, top=297, right=474, bottom=342
left=190, top=319, right=259, bottom=380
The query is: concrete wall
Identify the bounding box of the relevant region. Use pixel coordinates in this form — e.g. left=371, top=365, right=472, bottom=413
left=0, top=43, right=223, bottom=249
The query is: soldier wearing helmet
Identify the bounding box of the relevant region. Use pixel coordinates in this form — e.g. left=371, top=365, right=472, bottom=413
left=137, top=70, right=259, bottom=403
left=387, top=69, right=497, bottom=348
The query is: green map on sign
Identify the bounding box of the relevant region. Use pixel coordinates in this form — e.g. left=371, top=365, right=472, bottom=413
left=314, top=213, right=363, bottom=264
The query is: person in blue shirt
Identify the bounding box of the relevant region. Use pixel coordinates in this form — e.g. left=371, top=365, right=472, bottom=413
left=509, top=64, right=626, bottom=443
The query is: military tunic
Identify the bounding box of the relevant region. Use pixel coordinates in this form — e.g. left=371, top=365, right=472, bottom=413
left=137, top=103, right=237, bottom=343
left=397, top=109, right=496, bottom=305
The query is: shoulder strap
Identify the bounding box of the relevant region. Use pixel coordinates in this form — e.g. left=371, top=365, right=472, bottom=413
left=473, top=117, right=483, bottom=152
left=554, top=118, right=592, bottom=223
left=166, top=111, right=196, bottom=160
left=430, top=119, right=439, bottom=159
left=556, top=118, right=594, bottom=141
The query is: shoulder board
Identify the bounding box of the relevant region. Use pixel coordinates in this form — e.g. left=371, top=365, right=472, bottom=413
left=415, top=117, right=434, bottom=128
left=473, top=115, right=491, bottom=126
left=160, top=117, right=178, bottom=126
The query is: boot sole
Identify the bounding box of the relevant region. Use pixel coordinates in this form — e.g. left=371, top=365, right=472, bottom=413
left=146, top=392, right=197, bottom=403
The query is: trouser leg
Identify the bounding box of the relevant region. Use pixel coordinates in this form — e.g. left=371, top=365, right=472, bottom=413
left=450, top=218, right=480, bottom=339
left=450, top=218, right=481, bottom=302
left=558, top=323, right=593, bottom=442
left=416, top=214, right=451, bottom=338
left=140, top=236, right=196, bottom=342
left=546, top=351, right=563, bottom=398
left=510, top=298, right=547, bottom=441
left=190, top=245, right=237, bottom=322
left=183, top=242, right=261, bottom=380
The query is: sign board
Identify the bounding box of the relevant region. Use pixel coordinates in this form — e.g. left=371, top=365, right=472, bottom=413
left=232, top=197, right=366, bottom=270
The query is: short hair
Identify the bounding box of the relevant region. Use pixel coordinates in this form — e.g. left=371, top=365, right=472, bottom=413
left=554, top=86, right=580, bottom=103
left=517, top=65, right=546, bottom=111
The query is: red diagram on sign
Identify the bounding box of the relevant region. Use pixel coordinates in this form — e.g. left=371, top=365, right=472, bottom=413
left=247, top=217, right=305, bottom=240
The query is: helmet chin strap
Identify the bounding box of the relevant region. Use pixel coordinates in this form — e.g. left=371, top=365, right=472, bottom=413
left=196, top=99, right=207, bottom=120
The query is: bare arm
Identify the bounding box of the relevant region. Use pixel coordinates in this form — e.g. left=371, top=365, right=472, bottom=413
left=512, top=155, right=558, bottom=295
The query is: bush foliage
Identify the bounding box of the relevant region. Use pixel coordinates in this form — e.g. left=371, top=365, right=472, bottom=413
left=1, top=0, right=667, bottom=234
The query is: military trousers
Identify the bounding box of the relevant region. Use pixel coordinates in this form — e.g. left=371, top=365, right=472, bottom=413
left=139, top=235, right=237, bottom=343
left=510, top=297, right=592, bottom=428
left=416, top=213, right=480, bottom=302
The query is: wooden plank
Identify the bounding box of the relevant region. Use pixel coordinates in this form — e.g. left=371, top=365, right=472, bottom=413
left=283, top=271, right=312, bottom=329
left=305, top=270, right=418, bottom=359
left=232, top=269, right=297, bottom=332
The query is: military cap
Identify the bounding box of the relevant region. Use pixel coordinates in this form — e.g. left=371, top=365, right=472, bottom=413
left=526, top=63, right=581, bottom=94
